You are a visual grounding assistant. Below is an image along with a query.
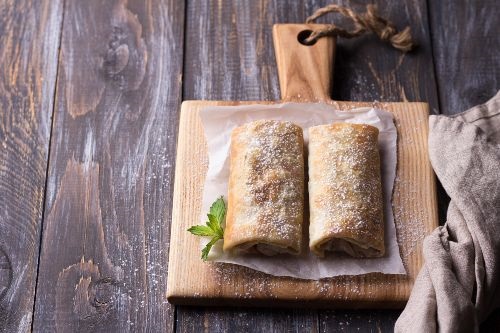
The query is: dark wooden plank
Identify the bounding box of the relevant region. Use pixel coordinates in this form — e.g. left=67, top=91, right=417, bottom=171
left=32, top=0, right=184, bottom=331
left=179, top=0, right=440, bottom=332
left=428, top=0, right=499, bottom=115
left=0, top=0, right=63, bottom=331
left=177, top=307, right=318, bottom=333
left=328, top=1, right=439, bottom=111
left=428, top=0, right=500, bottom=330
left=319, top=310, right=400, bottom=332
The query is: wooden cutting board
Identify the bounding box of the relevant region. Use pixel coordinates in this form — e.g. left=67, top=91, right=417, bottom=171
left=167, top=24, right=438, bottom=308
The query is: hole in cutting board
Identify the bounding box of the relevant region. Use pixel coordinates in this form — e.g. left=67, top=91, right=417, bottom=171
left=297, top=30, right=316, bottom=45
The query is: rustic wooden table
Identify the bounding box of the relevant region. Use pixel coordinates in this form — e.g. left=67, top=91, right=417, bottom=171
left=0, top=0, right=498, bottom=332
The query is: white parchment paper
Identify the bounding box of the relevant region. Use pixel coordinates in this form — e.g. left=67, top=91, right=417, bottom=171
left=198, top=103, right=406, bottom=280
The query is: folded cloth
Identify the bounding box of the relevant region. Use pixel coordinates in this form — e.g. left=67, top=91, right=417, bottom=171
left=395, top=91, right=500, bottom=333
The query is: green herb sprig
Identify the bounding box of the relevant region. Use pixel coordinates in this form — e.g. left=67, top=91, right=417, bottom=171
left=187, top=196, right=226, bottom=261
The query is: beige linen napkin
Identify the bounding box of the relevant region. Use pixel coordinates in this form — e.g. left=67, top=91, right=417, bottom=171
left=395, top=91, right=500, bottom=332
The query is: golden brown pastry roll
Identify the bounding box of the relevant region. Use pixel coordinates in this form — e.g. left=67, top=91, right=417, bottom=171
left=223, top=120, right=304, bottom=256
left=308, top=123, right=385, bottom=258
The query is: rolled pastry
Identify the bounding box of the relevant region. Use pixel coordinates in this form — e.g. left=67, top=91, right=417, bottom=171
left=223, top=120, right=304, bottom=255
left=308, top=123, right=385, bottom=258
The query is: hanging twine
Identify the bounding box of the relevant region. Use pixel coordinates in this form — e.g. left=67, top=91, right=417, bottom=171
left=304, top=4, right=415, bottom=52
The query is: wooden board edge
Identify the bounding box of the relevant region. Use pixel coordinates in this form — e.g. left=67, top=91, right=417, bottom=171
left=167, top=277, right=412, bottom=309
left=167, top=295, right=407, bottom=310
left=423, top=103, right=439, bottom=231
left=167, top=103, right=192, bottom=297
left=419, top=104, right=439, bottom=231
left=181, top=100, right=430, bottom=107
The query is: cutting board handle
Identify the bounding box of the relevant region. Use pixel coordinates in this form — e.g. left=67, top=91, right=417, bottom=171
left=273, top=24, right=336, bottom=102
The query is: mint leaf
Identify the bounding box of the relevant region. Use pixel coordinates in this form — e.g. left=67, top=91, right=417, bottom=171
left=201, top=236, right=221, bottom=261
left=207, top=214, right=223, bottom=238
left=187, top=225, right=216, bottom=237
left=210, top=196, right=226, bottom=227
left=187, top=196, right=226, bottom=261
left=206, top=213, right=218, bottom=231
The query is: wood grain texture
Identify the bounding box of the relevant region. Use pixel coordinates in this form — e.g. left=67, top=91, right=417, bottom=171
left=428, top=0, right=499, bottom=115
left=319, top=309, right=400, bottom=332
left=32, top=0, right=184, bottom=331
left=176, top=307, right=318, bottom=333
left=273, top=24, right=335, bottom=102
left=183, top=0, right=439, bottom=108
left=0, top=0, right=63, bottom=331
left=0, top=0, right=493, bottom=331
left=179, top=0, right=440, bottom=331
left=168, top=100, right=437, bottom=308
left=326, top=1, right=439, bottom=110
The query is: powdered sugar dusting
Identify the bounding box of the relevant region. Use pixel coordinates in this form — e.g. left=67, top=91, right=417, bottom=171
left=393, top=175, right=427, bottom=267
left=226, top=120, right=304, bottom=254
left=309, top=123, right=384, bottom=257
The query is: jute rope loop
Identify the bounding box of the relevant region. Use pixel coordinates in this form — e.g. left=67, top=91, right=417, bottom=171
left=304, top=4, right=415, bottom=52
